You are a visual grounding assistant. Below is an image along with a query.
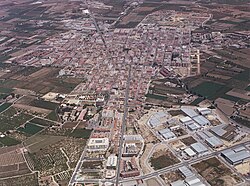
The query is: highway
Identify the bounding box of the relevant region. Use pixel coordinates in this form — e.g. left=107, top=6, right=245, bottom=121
left=115, top=64, right=132, bottom=186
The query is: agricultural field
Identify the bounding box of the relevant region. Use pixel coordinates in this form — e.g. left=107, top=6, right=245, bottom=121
left=24, top=135, right=65, bottom=153
left=149, top=149, right=180, bottom=170
left=0, top=102, right=12, bottom=112
left=0, top=107, right=33, bottom=132
left=0, top=172, right=39, bottom=186
left=191, top=81, right=231, bottom=100
left=0, top=145, right=31, bottom=178
left=192, top=157, right=243, bottom=186
left=30, top=117, right=55, bottom=126
left=0, top=67, right=83, bottom=95
left=0, top=136, right=21, bottom=146
left=17, top=122, right=45, bottom=135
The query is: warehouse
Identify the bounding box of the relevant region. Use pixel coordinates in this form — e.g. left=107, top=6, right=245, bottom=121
left=221, top=146, right=250, bottom=165
left=197, top=107, right=211, bottom=115
left=210, top=124, right=237, bottom=141
left=187, top=123, right=201, bottom=131
left=192, top=115, right=210, bottom=126
left=181, top=107, right=199, bottom=118
left=148, top=111, right=168, bottom=128
left=158, top=128, right=176, bottom=140
left=180, top=116, right=193, bottom=125
left=184, top=148, right=196, bottom=157
left=191, top=142, right=209, bottom=155
left=205, top=136, right=224, bottom=148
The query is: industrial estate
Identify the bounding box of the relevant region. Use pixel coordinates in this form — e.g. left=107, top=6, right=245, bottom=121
left=0, top=0, right=249, bottom=186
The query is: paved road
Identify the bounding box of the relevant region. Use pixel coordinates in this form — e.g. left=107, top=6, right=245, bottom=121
left=120, top=140, right=250, bottom=183
left=115, top=64, right=132, bottom=186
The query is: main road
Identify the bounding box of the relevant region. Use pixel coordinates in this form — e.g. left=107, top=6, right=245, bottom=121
left=115, top=64, right=132, bottom=186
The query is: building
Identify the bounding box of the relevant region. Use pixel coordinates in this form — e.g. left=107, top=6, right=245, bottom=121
left=158, top=128, right=176, bottom=140
left=205, top=136, right=224, bottom=148
left=210, top=124, right=237, bottom=141
left=197, top=107, right=211, bottom=115
left=190, top=142, right=209, bottom=155
left=148, top=111, right=168, bottom=128
left=192, top=115, right=210, bottom=126
left=221, top=146, right=250, bottom=165
left=187, top=123, right=201, bottom=131
left=179, top=166, right=194, bottom=178
left=171, top=180, right=186, bottom=186
left=87, top=138, right=109, bottom=151
left=181, top=107, right=199, bottom=118
left=106, top=154, right=117, bottom=169
left=184, top=148, right=196, bottom=157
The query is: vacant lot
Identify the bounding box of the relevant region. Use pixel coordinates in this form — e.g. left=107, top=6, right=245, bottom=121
left=150, top=149, right=180, bottom=170
left=180, top=136, right=197, bottom=146
left=192, top=157, right=243, bottom=186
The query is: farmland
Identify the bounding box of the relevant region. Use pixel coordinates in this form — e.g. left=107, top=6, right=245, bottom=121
left=0, top=102, right=11, bottom=112
left=17, top=122, right=44, bottom=135
left=0, top=107, right=33, bottom=132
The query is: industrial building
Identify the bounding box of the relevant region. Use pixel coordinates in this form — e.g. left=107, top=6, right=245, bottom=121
left=171, top=167, right=205, bottom=186
left=192, top=115, right=210, bottom=126
left=205, top=136, right=224, bottom=148
left=210, top=124, right=237, bottom=141
left=87, top=138, right=109, bottom=151
left=158, top=128, right=176, bottom=140
left=221, top=146, right=250, bottom=165
left=148, top=111, right=168, bottom=128
left=184, top=148, right=196, bottom=157
left=196, top=107, right=211, bottom=115
left=190, top=142, right=209, bottom=155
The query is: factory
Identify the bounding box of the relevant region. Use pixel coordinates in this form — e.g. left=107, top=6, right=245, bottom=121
left=158, top=128, right=176, bottom=140
left=210, top=124, right=237, bottom=141
left=221, top=146, right=250, bottom=165
left=190, top=142, right=209, bottom=155
left=148, top=111, right=169, bottom=128
left=205, top=136, right=224, bottom=148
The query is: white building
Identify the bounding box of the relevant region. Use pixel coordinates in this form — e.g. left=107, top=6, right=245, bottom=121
left=87, top=138, right=109, bottom=152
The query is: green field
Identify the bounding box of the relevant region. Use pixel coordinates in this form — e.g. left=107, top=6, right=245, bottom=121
left=233, top=69, right=250, bottom=82
left=30, top=99, right=59, bottom=110
left=0, top=87, right=13, bottom=93
left=0, top=136, right=21, bottom=146
left=30, top=118, right=55, bottom=126
left=0, top=108, right=33, bottom=132
left=46, top=110, right=58, bottom=121
left=0, top=93, right=8, bottom=99
left=18, top=122, right=44, bottom=135
left=191, top=81, right=231, bottom=100
left=190, top=97, right=204, bottom=105
left=69, top=129, right=92, bottom=139
left=0, top=103, right=11, bottom=112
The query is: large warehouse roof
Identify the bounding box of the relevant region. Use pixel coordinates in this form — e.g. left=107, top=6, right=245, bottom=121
left=181, top=107, right=199, bottom=118
left=205, top=136, right=223, bottom=147
left=191, top=142, right=209, bottom=154
left=222, top=146, right=250, bottom=164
